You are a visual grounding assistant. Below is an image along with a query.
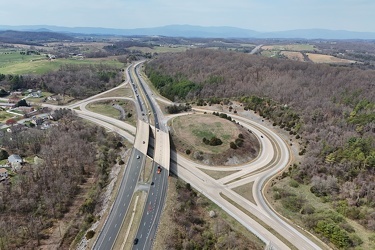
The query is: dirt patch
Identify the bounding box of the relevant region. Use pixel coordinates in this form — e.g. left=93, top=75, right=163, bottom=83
left=170, top=114, right=259, bottom=166
left=281, top=51, right=305, bottom=62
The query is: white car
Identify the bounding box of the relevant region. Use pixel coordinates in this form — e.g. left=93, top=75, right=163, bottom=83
left=136, top=155, right=140, bottom=159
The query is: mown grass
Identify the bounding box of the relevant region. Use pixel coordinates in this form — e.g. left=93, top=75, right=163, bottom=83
left=0, top=111, right=15, bottom=123
left=0, top=56, right=123, bottom=75
left=96, top=87, right=133, bottom=98
left=86, top=100, right=137, bottom=126
left=171, top=114, right=239, bottom=155
left=232, top=181, right=256, bottom=204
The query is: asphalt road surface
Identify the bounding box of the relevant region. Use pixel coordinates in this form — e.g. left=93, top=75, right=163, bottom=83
left=132, top=163, right=168, bottom=249
left=93, top=149, right=144, bottom=250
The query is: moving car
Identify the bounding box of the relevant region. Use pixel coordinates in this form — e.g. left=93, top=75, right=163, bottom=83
left=157, top=166, right=161, bottom=174
left=133, top=238, right=138, bottom=245
left=136, top=155, right=140, bottom=159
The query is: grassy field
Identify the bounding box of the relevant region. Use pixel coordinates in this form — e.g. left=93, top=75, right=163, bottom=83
left=170, top=114, right=240, bottom=155
left=86, top=100, right=137, bottom=126
left=0, top=50, right=46, bottom=68
left=262, top=44, right=317, bottom=52
left=127, top=46, right=188, bottom=54
left=170, top=113, right=259, bottom=166
left=306, top=53, right=356, bottom=64
left=198, top=168, right=239, bottom=180
left=0, top=111, right=16, bottom=123
left=232, top=181, right=256, bottom=204
left=96, top=86, right=133, bottom=99
left=0, top=49, right=123, bottom=75
left=261, top=50, right=281, bottom=58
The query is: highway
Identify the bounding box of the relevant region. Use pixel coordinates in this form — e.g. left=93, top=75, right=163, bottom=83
left=38, top=61, right=326, bottom=249
left=91, top=64, right=152, bottom=249
left=131, top=62, right=170, bottom=250
left=93, top=149, right=144, bottom=250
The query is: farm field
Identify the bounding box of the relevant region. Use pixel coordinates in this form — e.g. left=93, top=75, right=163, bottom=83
left=127, top=45, right=188, bottom=53
left=306, top=53, right=356, bottom=64
left=261, top=50, right=281, bottom=58
left=0, top=57, right=123, bottom=75
left=280, top=51, right=305, bottom=62
left=262, top=44, right=317, bottom=51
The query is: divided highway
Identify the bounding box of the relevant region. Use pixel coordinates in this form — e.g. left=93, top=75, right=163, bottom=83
left=131, top=62, right=170, bottom=250
left=42, top=61, right=326, bottom=249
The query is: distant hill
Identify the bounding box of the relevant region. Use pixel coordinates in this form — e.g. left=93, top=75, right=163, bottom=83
left=1, top=24, right=375, bottom=40
left=0, top=30, right=75, bottom=45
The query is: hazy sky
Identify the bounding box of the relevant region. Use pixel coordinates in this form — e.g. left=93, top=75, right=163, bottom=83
left=0, top=0, right=373, bottom=32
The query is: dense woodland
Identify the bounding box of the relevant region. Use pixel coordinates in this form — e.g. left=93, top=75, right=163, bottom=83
left=145, top=49, right=375, bottom=240
left=0, top=64, right=122, bottom=99
left=0, top=110, right=124, bottom=249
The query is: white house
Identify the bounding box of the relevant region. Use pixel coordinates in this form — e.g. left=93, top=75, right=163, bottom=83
left=8, top=154, right=22, bottom=164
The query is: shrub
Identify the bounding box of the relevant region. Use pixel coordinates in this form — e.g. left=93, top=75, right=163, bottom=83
left=0, top=149, right=9, bottom=160
left=289, top=179, right=299, bottom=188
left=281, top=195, right=305, bottom=212
left=86, top=230, right=95, bottom=239
left=273, top=191, right=281, bottom=200
left=186, top=149, right=191, bottom=155
left=230, top=142, right=237, bottom=149
left=301, top=204, right=315, bottom=215
left=315, top=221, right=351, bottom=248
left=204, top=137, right=223, bottom=146
left=235, top=138, right=244, bottom=147
left=349, top=234, right=363, bottom=247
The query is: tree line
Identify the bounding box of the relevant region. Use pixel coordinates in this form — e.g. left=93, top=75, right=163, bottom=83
left=0, top=64, right=122, bottom=99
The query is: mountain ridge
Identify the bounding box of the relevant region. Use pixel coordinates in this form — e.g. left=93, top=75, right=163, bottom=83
left=0, top=24, right=374, bottom=39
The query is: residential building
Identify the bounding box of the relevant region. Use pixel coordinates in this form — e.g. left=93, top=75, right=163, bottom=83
left=0, top=168, right=8, bottom=178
